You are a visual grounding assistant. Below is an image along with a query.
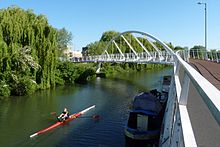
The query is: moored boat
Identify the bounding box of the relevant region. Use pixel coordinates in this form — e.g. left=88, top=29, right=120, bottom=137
left=125, top=92, right=163, bottom=143
left=125, top=76, right=171, bottom=145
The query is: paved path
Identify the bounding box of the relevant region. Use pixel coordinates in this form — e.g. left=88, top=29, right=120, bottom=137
left=190, top=59, right=220, bottom=90
left=187, top=59, right=220, bottom=147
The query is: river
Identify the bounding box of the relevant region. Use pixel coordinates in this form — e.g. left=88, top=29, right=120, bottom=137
left=0, top=67, right=172, bottom=147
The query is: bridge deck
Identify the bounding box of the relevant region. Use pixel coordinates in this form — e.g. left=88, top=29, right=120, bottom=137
left=190, top=59, right=220, bottom=90
left=187, top=59, right=220, bottom=147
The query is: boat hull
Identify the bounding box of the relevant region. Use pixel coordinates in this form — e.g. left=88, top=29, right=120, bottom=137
left=30, top=105, right=95, bottom=138
left=125, top=127, right=160, bottom=140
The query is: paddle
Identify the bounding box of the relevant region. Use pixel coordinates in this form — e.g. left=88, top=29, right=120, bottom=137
left=50, top=112, right=56, bottom=115
left=78, top=115, right=100, bottom=120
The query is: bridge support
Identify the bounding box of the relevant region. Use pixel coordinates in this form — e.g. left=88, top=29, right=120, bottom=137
left=96, top=63, right=101, bottom=73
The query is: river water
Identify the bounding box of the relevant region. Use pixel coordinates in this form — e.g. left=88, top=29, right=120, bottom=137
left=0, top=67, right=172, bottom=147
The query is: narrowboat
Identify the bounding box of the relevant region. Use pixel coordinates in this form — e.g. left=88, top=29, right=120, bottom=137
left=125, top=76, right=171, bottom=146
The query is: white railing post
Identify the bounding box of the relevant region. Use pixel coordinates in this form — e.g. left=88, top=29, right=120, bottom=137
left=179, top=72, right=190, bottom=105
left=193, top=50, right=195, bottom=59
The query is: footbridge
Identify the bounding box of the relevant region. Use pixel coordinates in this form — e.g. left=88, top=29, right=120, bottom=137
left=78, top=31, right=176, bottom=65
left=73, top=31, right=220, bottom=147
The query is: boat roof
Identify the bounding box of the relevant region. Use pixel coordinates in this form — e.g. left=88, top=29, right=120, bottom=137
left=133, top=92, right=162, bottom=114
left=129, top=109, right=158, bottom=116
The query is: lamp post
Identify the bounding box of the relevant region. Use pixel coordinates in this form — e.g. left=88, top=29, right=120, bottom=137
left=198, top=2, right=207, bottom=52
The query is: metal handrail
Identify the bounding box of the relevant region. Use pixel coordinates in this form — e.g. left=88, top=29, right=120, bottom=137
left=189, top=49, right=220, bottom=63
left=162, top=51, right=220, bottom=147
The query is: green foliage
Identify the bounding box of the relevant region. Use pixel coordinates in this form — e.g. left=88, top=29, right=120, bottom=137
left=85, top=41, right=107, bottom=55
left=174, top=46, right=187, bottom=50
left=190, top=45, right=205, bottom=50
left=75, top=68, right=96, bottom=84
left=0, top=6, right=60, bottom=96
left=56, top=61, right=78, bottom=84
left=85, top=30, right=175, bottom=55
left=56, top=61, right=96, bottom=85
left=57, top=28, right=72, bottom=57
left=101, top=63, right=169, bottom=78
left=190, top=45, right=206, bottom=59
left=0, top=6, right=99, bottom=97
left=0, top=81, right=10, bottom=97
left=10, top=76, right=37, bottom=96
left=85, top=31, right=121, bottom=55
left=166, top=42, right=174, bottom=50
left=57, top=28, right=72, bottom=49
left=100, top=31, right=119, bottom=42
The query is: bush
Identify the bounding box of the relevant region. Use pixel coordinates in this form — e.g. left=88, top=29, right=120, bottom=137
left=56, top=61, right=96, bottom=85
left=55, top=74, right=65, bottom=85
left=0, top=81, right=10, bottom=97
left=56, top=61, right=78, bottom=84
left=75, top=68, right=96, bottom=84
left=11, top=76, right=37, bottom=96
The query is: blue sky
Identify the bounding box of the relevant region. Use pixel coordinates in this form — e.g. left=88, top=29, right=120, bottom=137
left=1, top=0, right=220, bottom=50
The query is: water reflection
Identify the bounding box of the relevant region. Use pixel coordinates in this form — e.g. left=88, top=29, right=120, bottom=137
left=0, top=67, right=172, bottom=146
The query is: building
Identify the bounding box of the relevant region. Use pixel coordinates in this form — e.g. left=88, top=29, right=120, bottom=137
left=62, top=46, right=82, bottom=61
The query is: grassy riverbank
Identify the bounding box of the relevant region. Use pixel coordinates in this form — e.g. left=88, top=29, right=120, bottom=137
left=101, top=63, right=172, bottom=78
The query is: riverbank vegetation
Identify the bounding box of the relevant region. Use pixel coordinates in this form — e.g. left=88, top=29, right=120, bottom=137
left=100, top=63, right=171, bottom=78
left=56, top=61, right=96, bottom=85
left=0, top=6, right=95, bottom=97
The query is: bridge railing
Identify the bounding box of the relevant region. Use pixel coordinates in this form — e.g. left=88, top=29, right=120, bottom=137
left=161, top=50, right=220, bottom=147
left=72, top=51, right=174, bottom=63
left=189, top=49, right=220, bottom=63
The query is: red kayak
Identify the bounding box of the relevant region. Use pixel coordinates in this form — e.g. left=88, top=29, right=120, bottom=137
left=30, top=105, right=95, bottom=138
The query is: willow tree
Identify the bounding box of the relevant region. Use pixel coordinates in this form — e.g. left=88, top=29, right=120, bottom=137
left=0, top=6, right=59, bottom=95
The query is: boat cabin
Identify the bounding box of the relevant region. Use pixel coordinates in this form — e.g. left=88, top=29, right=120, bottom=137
left=125, top=92, right=164, bottom=142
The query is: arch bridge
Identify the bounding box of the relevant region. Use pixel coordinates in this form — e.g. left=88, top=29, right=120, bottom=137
left=79, top=31, right=178, bottom=65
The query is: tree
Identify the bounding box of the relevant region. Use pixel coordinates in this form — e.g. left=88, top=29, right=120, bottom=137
left=86, top=41, right=107, bottom=55
left=10, top=46, right=40, bottom=73
left=174, top=46, right=186, bottom=51
left=190, top=45, right=206, bottom=59
left=166, top=42, right=174, bottom=50
left=0, top=6, right=58, bottom=95
left=190, top=45, right=205, bottom=51
left=100, top=31, right=119, bottom=42
left=57, top=28, right=72, bottom=52
left=85, top=30, right=175, bottom=56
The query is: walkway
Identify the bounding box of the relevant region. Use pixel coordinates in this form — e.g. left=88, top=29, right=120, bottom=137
left=187, top=59, right=220, bottom=147
left=190, top=59, right=220, bottom=90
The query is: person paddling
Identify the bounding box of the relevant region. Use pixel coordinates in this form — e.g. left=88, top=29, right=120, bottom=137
left=57, top=108, right=69, bottom=122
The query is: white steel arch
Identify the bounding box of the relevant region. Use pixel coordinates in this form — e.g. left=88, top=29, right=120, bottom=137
left=102, top=30, right=174, bottom=56
left=79, top=31, right=175, bottom=65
